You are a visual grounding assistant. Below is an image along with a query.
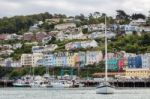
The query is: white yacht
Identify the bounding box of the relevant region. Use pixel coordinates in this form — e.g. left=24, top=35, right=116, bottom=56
left=51, top=80, right=73, bottom=88
left=96, top=15, right=115, bottom=94
left=30, top=75, right=52, bottom=88
left=96, top=82, right=114, bottom=94
left=13, top=79, right=30, bottom=87
left=30, top=80, right=52, bottom=88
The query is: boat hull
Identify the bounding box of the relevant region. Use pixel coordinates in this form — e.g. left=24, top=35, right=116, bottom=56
left=13, top=83, right=30, bottom=87
left=96, top=86, right=114, bottom=94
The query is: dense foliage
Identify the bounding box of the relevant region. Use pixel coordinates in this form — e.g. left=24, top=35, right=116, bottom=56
left=0, top=12, right=66, bottom=34
left=108, top=33, right=150, bottom=53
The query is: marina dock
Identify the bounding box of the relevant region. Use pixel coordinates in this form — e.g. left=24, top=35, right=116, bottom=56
left=1, top=79, right=150, bottom=88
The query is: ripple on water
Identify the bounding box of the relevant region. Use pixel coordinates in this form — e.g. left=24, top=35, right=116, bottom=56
left=0, top=88, right=150, bottom=99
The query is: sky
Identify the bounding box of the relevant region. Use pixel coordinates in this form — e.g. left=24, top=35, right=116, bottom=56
left=0, top=0, right=150, bottom=18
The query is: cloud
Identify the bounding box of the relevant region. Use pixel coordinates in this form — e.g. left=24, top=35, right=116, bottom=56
left=0, top=0, right=150, bottom=18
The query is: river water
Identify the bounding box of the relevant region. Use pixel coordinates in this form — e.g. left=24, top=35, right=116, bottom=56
left=0, top=88, right=150, bottom=99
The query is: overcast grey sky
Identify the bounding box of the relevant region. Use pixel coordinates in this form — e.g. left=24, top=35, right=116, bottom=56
left=0, top=0, right=150, bottom=18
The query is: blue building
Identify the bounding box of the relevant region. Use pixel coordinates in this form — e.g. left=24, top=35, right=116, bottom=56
left=128, top=55, right=142, bottom=68
left=43, top=54, right=55, bottom=67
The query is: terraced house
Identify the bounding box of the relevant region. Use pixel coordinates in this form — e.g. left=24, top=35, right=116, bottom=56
left=35, top=51, right=102, bottom=67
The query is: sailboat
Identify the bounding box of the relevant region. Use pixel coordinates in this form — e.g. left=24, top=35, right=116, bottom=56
left=96, top=15, right=115, bottom=94
left=30, top=66, right=52, bottom=88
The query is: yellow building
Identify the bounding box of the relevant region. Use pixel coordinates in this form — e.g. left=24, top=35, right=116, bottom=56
left=66, top=52, right=77, bottom=67
left=125, top=69, right=150, bottom=78
left=21, top=53, right=43, bottom=67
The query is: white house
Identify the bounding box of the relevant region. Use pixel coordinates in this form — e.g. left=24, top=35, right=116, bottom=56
left=87, top=23, right=106, bottom=32
left=86, top=51, right=103, bottom=65
left=43, top=44, right=58, bottom=52
left=4, top=58, right=12, bottom=67
left=130, top=19, right=146, bottom=26
left=11, top=61, right=22, bottom=67
left=65, top=40, right=98, bottom=50
left=32, top=46, right=44, bottom=53
left=67, top=32, right=86, bottom=40
left=54, top=23, right=76, bottom=30
left=42, top=36, right=52, bottom=44
left=21, top=53, right=43, bottom=67
left=56, top=32, right=67, bottom=41
left=88, top=32, right=104, bottom=39
left=141, top=53, right=150, bottom=69
left=5, top=50, right=14, bottom=55
left=3, top=44, right=12, bottom=50
left=107, top=32, right=116, bottom=39
left=13, top=43, right=22, bottom=50
left=81, top=40, right=98, bottom=48
left=5, top=34, right=18, bottom=40
left=139, top=26, right=150, bottom=32
left=120, top=25, right=139, bottom=32
left=29, top=24, right=39, bottom=31
left=45, top=18, right=60, bottom=24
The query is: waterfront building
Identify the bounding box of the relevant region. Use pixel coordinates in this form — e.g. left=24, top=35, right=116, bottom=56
left=107, top=53, right=115, bottom=59
left=21, top=53, right=43, bottom=67
left=125, top=68, right=150, bottom=78
left=141, top=53, right=150, bottom=69
left=32, top=53, right=43, bottom=67
left=66, top=52, right=76, bottom=67
left=54, top=52, right=67, bottom=67
left=107, top=58, right=118, bottom=71
left=86, top=51, right=103, bottom=65
left=42, top=54, right=55, bottom=66
left=128, top=55, right=142, bottom=68
left=118, top=58, right=125, bottom=71
left=75, top=52, right=86, bottom=67
left=21, top=54, right=33, bottom=66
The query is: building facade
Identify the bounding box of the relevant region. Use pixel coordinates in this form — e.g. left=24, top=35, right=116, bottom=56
left=125, top=68, right=150, bottom=78
left=21, top=53, right=43, bottom=67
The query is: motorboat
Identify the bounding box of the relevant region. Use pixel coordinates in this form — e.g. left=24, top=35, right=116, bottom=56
left=30, top=80, right=52, bottom=88
left=51, top=80, right=73, bottom=88
left=13, top=79, right=30, bottom=87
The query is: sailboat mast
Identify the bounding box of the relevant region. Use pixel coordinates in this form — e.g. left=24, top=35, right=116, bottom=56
left=105, top=15, right=108, bottom=82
